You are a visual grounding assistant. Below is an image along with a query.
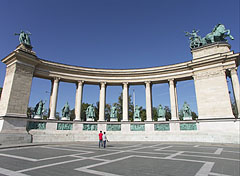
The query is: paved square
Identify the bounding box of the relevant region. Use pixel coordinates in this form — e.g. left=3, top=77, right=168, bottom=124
left=0, top=142, right=239, bottom=176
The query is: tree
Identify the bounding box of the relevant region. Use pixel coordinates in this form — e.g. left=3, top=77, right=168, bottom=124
left=81, top=103, right=91, bottom=121
left=70, top=108, right=75, bottom=121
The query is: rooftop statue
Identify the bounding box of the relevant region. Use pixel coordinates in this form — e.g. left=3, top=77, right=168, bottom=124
left=62, top=102, right=70, bottom=119
left=15, top=30, right=32, bottom=47
left=185, top=24, right=234, bottom=49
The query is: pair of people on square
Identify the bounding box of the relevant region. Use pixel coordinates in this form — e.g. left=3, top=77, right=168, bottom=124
left=98, top=131, right=108, bottom=148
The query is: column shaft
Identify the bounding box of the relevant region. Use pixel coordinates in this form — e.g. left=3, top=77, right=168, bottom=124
left=145, top=81, right=152, bottom=121
left=230, top=68, right=240, bottom=117
left=99, top=82, right=106, bottom=121
left=75, top=81, right=84, bottom=121
left=49, top=78, right=60, bottom=120
left=169, top=79, right=178, bottom=120
left=122, top=83, right=129, bottom=121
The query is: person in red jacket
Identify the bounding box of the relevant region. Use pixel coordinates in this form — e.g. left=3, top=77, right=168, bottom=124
left=98, top=131, right=103, bottom=148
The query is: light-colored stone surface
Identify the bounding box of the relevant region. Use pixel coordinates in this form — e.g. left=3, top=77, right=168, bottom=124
left=122, top=83, right=129, bottom=121
left=75, top=81, right=84, bottom=120
left=145, top=81, right=153, bottom=121
left=49, top=77, right=60, bottom=120
left=194, top=67, right=234, bottom=118
left=98, top=82, right=106, bottom=121
left=169, top=79, right=179, bottom=120
left=230, top=68, right=240, bottom=117
left=191, top=42, right=231, bottom=59
left=28, top=120, right=240, bottom=144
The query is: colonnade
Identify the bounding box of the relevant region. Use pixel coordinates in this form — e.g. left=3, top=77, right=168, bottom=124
left=45, top=66, right=240, bottom=121
left=46, top=78, right=181, bottom=121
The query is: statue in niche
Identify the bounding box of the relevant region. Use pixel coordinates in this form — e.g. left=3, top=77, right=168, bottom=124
left=157, top=104, right=166, bottom=121
left=134, top=105, right=141, bottom=121
left=110, top=105, right=117, bottom=121
left=86, top=104, right=95, bottom=121
left=62, top=102, right=70, bottom=120
left=33, top=100, right=45, bottom=119
left=181, top=102, right=192, bottom=120
left=15, top=30, right=32, bottom=46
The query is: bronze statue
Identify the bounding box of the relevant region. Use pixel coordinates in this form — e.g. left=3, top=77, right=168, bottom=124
left=15, top=30, right=32, bottom=46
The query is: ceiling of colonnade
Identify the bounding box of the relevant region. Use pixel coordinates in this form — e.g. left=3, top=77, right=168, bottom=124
left=0, top=0, right=239, bottom=114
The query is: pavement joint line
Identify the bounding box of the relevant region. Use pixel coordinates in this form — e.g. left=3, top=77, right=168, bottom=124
left=40, top=146, right=93, bottom=153
left=40, top=145, right=239, bottom=162
left=36, top=153, right=90, bottom=161
left=75, top=155, right=133, bottom=170
left=72, top=155, right=110, bottom=162
left=194, top=145, right=200, bottom=147
left=0, top=146, right=41, bottom=152
left=80, top=168, right=122, bottom=176
left=65, top=143, right=143, bottom=149
left=209, top=172, right=232, bottom=176
left=164, top=151, right=184, bottom=159
left=214, top=148, right=223, bottom=154
left=0, top=167, right=31, bottom=176
left=17, top=158, right=85, bottom=173
left=195, top=162, right=215, bottom=176
left=155, top=146, right=173, bottom=151
left=0, top=153, right=38, bottom=162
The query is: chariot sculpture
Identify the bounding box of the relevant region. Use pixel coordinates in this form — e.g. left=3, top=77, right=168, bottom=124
left=185, top=24, right=234, bottom=49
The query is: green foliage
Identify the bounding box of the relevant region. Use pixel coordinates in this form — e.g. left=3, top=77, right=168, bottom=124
left=70, top=108, right=75, bottom=121
left=81, top=103, right=91, bottom=121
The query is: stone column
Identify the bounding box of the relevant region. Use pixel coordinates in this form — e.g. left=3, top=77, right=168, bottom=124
left=75, top=81, right=84, bottom=121
left=230, top=68, right=240, bottom=118
left=145, top=81, right=152, bottom=121
left=99, top=82, right=106, bottom=121
left=49, top=77, right=60, bottom=120
left=122, top=82, right=129, bottom=121
left=168, top=79, right=179, bottom=120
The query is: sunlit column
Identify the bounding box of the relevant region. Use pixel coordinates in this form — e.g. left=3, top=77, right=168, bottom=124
left=99, top=82, right=106, bottom=121
left=230, top=68, right=240, bottom=118
left=49, top=77, right=60, bottom=120
left=122, top=82, right=129, bottom=121
left=168, top=79, right=179, bottom=120
left=145, top=81, right=152, bottom=121
left=75, top=81, right=84, bottom=121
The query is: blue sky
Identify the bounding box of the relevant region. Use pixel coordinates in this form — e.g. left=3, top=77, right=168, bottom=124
left=0, top=0, right=239, bottom=115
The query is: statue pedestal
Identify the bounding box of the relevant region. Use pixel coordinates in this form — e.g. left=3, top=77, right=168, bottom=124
left=191, top=42, right=230, bottom=59
left=158, top=117, right=166, bottom=121
left=61, top=117, right=70, bottom=121
left=110, top=118, right=118, bottom=122
left=86, top=118, right=94, bottom=121
left=34, top=115, right=42, bottom=119
left=134, top=118, right=141, bottom=122
left=183, top=116, right=192, bottom=121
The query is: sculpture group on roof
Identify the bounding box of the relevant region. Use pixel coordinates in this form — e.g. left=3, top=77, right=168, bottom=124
left=185, top=24, right=234, bottom=49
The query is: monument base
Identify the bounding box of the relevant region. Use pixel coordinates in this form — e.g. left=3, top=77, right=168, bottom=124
left=110, top=118, right=118, bottom=122
left=134, top=118, right=141, bottom=122
left=158, top=117, right=166, bottom=121
left=0, top=116, right=32, bottom=145
left=86, top=118, right=94, bottom=121
left=183, top=116, right=192, bottom=120
left=34, top=115, right=42, bottom=119
left=61, top=117, right=70, bottom=121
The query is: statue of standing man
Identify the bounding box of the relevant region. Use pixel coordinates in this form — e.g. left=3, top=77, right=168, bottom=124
left=86, top=104, right=95, bottom=121
left=33, top=100, right=45, bottom=119
left=110, top=105, right=118, bottom=121
left=134, top=105, right=141, bottom=121
left=157, top=104, right=166, bottom=121
left=61, top=102, right=70, bottom=120
left=15, top=30, right=32, bottom=47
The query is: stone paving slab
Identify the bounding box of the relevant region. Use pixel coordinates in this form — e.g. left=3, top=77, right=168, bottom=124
left=0, top=142, right=239, bottom=176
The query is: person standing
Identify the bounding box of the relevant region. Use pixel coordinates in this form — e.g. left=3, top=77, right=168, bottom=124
left=98, top=131, right=103, bottom=148
left=102, top=132, right=108, bottom=148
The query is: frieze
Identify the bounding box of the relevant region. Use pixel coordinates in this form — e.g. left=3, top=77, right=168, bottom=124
left=193, top=69, right=225, bottom=80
